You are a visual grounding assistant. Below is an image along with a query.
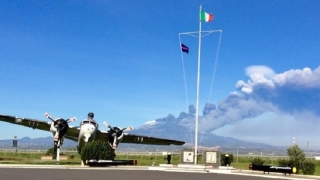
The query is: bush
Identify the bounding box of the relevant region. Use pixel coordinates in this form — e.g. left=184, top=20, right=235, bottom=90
left=278, top=158, right=290, bottom=166
left=45, top=148, right=54, bottom=156
left=302, top=160, right=316, bottom=175
left=80, top=141, right=115, bottom=161
left=46, top=147, right=65, bottom=160
left=251, top=157, right=265, bottom=165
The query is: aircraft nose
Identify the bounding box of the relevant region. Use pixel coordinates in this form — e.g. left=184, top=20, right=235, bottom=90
left=82, top=124, right=96, bottom=133
left=88, top=125, right=95, bottom=131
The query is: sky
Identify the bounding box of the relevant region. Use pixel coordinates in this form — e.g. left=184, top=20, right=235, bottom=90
left=0, top=0, right=319, bottom=148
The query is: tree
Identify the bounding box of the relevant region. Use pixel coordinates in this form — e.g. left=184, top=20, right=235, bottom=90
left=80, top=141, right=115, bottom=162
left=287, top=144, right=305, bottom=174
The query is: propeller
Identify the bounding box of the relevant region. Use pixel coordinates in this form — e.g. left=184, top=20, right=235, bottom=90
left=103, top=121, right=134, bottom=149
left=44, top=113, right=76, bottom=123
left=103, top=121, right=133, bottom=132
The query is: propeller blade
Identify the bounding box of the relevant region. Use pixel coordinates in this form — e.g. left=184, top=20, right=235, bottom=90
left=103, top=121, right=109, bottom=127
left=103, top=121, right=115, bottom=131
left=44, top=112, right=55, bottom=122
left=67, top=117, right=76, bottom=123
left=123, top=126, right=133, bottom=131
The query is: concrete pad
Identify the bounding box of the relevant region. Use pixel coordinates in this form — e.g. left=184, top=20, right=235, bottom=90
left=177, top=164, right=212, bottom=169
left=148, top=166, right=166, bottom=171
left=159, top=164, right=174, bottom=167
left=218, top=166, right=236, bottom=170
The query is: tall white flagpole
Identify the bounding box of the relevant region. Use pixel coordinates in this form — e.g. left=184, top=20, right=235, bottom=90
left=194, top=5, right=202, bottom=164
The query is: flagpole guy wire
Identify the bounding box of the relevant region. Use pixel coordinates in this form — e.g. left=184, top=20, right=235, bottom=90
left=178, top=25, right=222, bottom=165
left=178, top=35, right=190, bottom=108
left=178, top=30, right=222, bottom=107
left=208, top=30, right=222, bottom=102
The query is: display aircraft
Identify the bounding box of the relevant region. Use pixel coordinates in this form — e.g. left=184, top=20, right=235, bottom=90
left=0, top=113, right=185, bottom=162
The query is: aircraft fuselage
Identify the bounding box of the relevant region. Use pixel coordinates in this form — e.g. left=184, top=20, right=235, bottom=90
left=77, top=120, right=98, bottom=152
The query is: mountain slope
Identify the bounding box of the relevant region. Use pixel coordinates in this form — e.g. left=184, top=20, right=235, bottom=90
left=130, top=112, right=271, bottom=148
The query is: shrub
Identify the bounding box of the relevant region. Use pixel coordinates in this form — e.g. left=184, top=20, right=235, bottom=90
left=302, top=159, right=316, bottom=175
left=45, top=148, right=54, bottom=156
left=278, top=158, right=290, bottom=166
left=46, top=146, right=65, bottom=160
left=80, top=141, right=115, bottom=161
left=251, top=157, right=265, bottom=165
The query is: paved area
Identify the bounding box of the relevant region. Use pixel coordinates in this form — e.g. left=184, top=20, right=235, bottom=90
left=0, top=164, right=319, bottom=180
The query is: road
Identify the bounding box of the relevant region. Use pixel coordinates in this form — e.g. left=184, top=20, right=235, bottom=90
left=0, top=165, right=318, bottom=180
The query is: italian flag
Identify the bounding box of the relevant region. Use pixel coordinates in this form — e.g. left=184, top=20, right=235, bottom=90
left=200, top=11, right=214, bottom=22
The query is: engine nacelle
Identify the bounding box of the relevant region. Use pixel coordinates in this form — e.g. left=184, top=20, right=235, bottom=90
left=50, top=121, right=58, bottom=133
left=49, top=118, right=69, bottom=145
left=108, top=127, right=124, bottom=149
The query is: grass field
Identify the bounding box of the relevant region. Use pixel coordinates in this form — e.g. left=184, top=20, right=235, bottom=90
left=1, top=151, right=320, bottom=176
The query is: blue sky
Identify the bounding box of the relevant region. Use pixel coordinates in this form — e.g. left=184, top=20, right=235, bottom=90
left=0, top=0, right=320, bottom=148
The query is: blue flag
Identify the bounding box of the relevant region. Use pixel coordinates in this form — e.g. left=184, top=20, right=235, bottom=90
left=181, top=43, right=189, bottom=54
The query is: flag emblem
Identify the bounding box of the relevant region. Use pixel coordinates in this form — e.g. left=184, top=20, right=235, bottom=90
left=181, top=43, right=189, bottom=54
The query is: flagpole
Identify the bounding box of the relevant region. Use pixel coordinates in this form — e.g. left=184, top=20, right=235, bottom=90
left=194, top=5, right=202, bottom=165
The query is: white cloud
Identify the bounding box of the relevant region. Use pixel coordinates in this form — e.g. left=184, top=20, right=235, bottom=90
left=196, top=66, right=320, bottom=146
left=245, top=65, right=276, bottom=78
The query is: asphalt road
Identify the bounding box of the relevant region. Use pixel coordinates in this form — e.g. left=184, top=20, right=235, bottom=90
left=0, top=168, right=313, bottom=180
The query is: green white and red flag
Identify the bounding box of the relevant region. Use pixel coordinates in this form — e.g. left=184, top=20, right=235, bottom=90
left=200, top=11, right=214, bottom=22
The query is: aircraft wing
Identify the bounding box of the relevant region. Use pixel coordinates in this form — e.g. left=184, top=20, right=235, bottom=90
left=0, top=114, right=79, bottom=142
left=122, top=133, right=185, bottom=146
left=0, top=114, right=184, bottom=145
left=95, top=130, right=185, bottom=146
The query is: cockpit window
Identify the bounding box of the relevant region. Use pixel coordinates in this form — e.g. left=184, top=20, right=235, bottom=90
left=80, top=120, right=98, bottom=128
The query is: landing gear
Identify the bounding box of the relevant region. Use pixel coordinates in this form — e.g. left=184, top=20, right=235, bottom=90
left=53, top=140, right=61, bottom=165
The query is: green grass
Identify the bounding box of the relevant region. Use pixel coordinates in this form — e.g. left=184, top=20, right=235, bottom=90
left=1, top=151, right=320, bottom=176
left=232, top=162, right=250, bottom=170
left=0, top=151, right=80, bottom=165
left=115, top=154, right=189, bottom=166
